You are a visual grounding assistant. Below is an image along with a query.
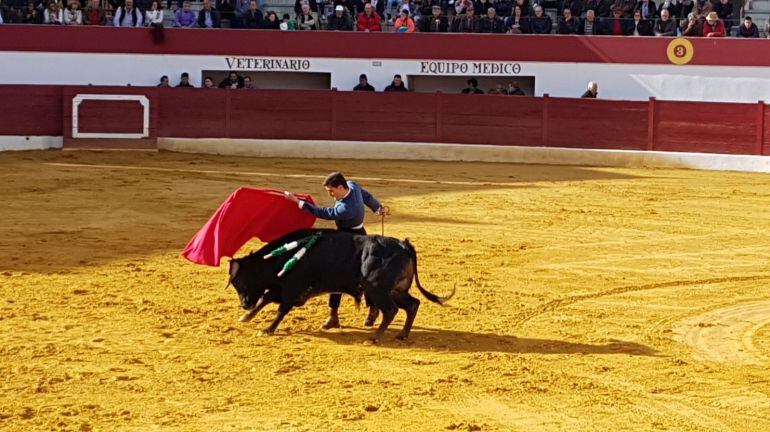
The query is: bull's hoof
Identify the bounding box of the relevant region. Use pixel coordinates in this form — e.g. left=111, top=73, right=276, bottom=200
left=321, top=317, right=341, bottom=330
left=258, top=328, right=275, bottom=337
left=395, top=333, right=408, bottom=341
left=239, top=311, right=256, bottom=323
left=364, top=337, right=379, bottom=345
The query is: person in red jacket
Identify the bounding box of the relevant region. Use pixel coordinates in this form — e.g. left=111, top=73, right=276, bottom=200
left=703, top=11, right=725, bottom=37
left=356, top=2, right=381, bottom=31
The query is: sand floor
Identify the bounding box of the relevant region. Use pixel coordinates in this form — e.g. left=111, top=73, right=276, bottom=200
left=1, top=150, right=769, bottom=431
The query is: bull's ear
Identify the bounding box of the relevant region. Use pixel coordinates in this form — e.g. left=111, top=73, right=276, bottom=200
left=225, top=260, right=240, bottom=290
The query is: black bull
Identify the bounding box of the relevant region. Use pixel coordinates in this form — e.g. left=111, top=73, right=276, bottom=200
left=226, top=229, right=455, bottom=342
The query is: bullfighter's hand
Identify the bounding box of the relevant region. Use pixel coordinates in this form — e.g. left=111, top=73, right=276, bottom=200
left=284, top=192, right=300, bottom=203
left=375, top=205, right=391, bottom=216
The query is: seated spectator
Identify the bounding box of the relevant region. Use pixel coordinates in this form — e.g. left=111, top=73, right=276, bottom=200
left=513, top=0, right=532, bottom=16
left=145, top=1, right=164, bottom=26
left=581, top=81, right=598, bottom=98
left=280, top=13, right=295, bottom=29
left=355, top=0, right=384, bottom=17
left=702, top=11, right=724, bottom=37
left=22, top=1, right=41, bottom=24
left=562, top=0, right=582, bottom=16
left=82, top=0, right=105, bottom=25
left=586, top=0, right=613, bottom=17
left=472, top=0, right=490, bottom=15
left=631, top=9, right=653, bottom=35
left=114, top=0, right=143, bottom=26
left=216, top=0, right=236, bottom=23
left=241, top=0, right=262, bottom=28
left=478, top=7, right=504, bottom=33
left=177, top=72, right=194, bottom=87
left=44, top=1, right=62, bottom=24
left=353, top=73, right=375, bottom=91
left=738, top=16, right=759, bottom=38
left=452, top=7, right=478, bottom=32
left=262, top=10, right=280, bottom=28
left=508, top=80, right=525, bottom=95
left=296, top=2, right=318, bottom=29
left=395, top=0, right=415, bottom=16
left=356, top=3, right=381, bottom=31
left=658, top=0, right=683, bottom=19
left=327, top=5, right=352, bottom=29
left=455, top=0, right=472, bottom=16
left=557, top=7, right=578, bottom=34
left=243, top=76, right=255, bottom=88
left=418, top=5, right=447, bottom=32
left=175, top=1, right=197, bottom=27
left=63, top=1, right=82, bottom=25
left=654, top=8, right=676, bottom=35
left=384, top=74, right=407, bottom=91
left=506, top=5, right=528, bottom=33
left=203, top=76, right=216, bottom=88
left=295, top=0, right=318, bottom=15
left=527, top=5, right=552, bottom=34
left=219, top=71, right=244, bottom=88
left=233, top=0, right=251, bottom=28
left=418, top=0, right=441, bottom=16
left=495, top=0, right=512, bottom=17
left=713, top=0, right=732, bottom=34
left=493, top=83, right=508, bottom=94
left=612, top=0, right=635, bottom=17
left=679, top=12, right=700, bottom=36
left=198, top=0, right=221, bottom=27
left=158, top=75, right=169, bottom=87
left=601, top=6, right=631, bottom=35
left=578, top=9, right=600, bottom=34
left=634, top=0, right=656, bottom=20
left=0, top=2, right=6, bottom=24
left=393, top=8, right=414, bottom=31
left=461, top=78, right=484, bottom=94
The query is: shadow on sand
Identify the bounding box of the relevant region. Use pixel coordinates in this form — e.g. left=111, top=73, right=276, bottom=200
left=297, top=326, right=659, bottom=357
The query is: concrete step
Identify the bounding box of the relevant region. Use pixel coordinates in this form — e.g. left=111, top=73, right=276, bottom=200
left=748, top=1, right=770, bottom=12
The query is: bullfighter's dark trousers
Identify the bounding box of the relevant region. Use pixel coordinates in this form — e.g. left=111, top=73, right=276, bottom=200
left=329, top=226, right=367, bottom=309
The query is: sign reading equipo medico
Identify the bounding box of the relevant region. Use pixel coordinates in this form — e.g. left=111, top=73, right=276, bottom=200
left=224, top=57, right=312, bottom=71
left=418, top=61, right=522, bottom=75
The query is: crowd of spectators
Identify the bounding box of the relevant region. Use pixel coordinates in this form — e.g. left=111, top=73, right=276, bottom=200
left=0, top=0, right=763, bottom=37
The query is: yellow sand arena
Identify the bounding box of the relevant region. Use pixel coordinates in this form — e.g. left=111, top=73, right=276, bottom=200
left=1, top=150, right=769, bottom=431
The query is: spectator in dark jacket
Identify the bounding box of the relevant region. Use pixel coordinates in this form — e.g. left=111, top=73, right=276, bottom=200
left=528, top=5, right=552, bottom=34
left=561, top=0, right=582, bottom=16
left=585, top=0, right=613, bottom=17
left=473, top=0, right=492, bottom=15
left=418, top=0, right=441, bottom=15
left=634, top=0, right=656, bottom=20
left=219, top=71, right=245, bottom=88
left=494, top=0, right=512, bottom=17
left=461, top=78, right=484, bottom=94
left=713, top=0, right=732, bottom=33
left=21, top=1, right=40, bottom=23
left=419, top=5, right=448, bottom=32
left=558, top=7, right=579, bottom=34
left=452, top=7, right=478, bottom=32
left=327, top=4, right=352, bottom=29
left=578, top=9, right=600, bottom=34
left=197, top=0, right=221, bottom=27
left=602, top=6, right=632, bottom=34
left=354, top=74, right=375, bottom=91
left=738, top=16, right=760, bottom=38
left=630, top=9, right=653, bottom=35
left=679, top=11, right=701, bottom=36
left=506, top=5, right=528, bottom=33
left=262, top=10, right=281, bottom=28
left=384, top=74, right=408, bottom=92
left=478, top=7, right=505, bottom=32
left=514, top=0, right=532, bottom=15
left=241, top=0, right=263, bottom=28
left=653, top=8, right=676, bottom=35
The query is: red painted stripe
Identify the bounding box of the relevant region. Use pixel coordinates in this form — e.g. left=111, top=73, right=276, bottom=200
left=1, top=25, right=770, bottom=67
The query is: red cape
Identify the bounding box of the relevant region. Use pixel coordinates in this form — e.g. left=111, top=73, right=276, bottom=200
left=182, top=188, right=316, bottom=266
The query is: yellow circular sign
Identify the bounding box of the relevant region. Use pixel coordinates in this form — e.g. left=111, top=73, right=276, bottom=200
left=667, top=38, right=694, bottom=65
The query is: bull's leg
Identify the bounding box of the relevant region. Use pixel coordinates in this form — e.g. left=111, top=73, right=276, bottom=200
left=394, top=294, right=420, bottom=340
left=262, top=304, right=293, bottom=335
left=363, top=293, right=379, bottom=327
left=364, top=287, right=397, bottom=343
left=322, top=294, right=342, bottom=330
left=239, top=296, right=270, bottom=323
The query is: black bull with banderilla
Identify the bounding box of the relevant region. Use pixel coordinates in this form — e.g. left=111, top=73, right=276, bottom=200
left=226, top=229, right=455, bottom=343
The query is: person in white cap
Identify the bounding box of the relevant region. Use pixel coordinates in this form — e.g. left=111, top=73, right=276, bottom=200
left=327, top=4, right=352, bottom=30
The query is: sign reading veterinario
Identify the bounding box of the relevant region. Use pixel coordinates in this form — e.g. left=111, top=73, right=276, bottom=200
left=224, top=57, right=312, bottom=71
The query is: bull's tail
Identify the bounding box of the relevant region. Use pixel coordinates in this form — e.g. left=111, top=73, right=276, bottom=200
left=404, top=239, right=456, bottom=305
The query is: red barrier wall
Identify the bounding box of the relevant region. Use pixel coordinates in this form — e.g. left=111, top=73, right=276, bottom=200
left=1, top=85, right=769, bottom=157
